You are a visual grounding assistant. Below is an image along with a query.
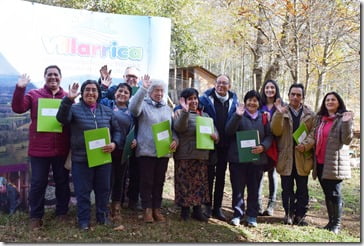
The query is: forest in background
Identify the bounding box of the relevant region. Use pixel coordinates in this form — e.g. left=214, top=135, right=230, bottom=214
left=25, top=0, right=360, bottom=128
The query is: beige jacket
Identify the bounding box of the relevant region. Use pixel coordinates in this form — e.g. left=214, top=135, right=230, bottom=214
left=270, top=105, right=316, bottom=176
left=311, top=114, right=353, bottom=180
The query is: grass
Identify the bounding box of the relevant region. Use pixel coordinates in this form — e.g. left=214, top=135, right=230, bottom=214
left=0, top=161, right=360, bottom=243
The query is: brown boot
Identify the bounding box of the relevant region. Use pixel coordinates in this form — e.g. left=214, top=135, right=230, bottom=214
left=152, top=208, right=166, bottom=222
left=29, top=218, right=43, bottom=230
left=110, top=202, right=122, bottom=222
left=144, top=208, right=154, bottom=223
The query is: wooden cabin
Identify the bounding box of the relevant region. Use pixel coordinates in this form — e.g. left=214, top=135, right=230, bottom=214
left=168, top=66, right=217, bottom=104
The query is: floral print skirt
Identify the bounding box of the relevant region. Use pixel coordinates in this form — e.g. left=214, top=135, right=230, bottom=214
left=174, top=159, right=209, bottom=207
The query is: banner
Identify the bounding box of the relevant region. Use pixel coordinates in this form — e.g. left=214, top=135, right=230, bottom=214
left=0, top=0, right=171, bottom=89
left=0, top=0, right=171, bottom=167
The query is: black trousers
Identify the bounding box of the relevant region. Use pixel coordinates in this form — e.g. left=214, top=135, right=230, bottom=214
left=206, top=147, right=228, bottom=209
left=280, top=164, right=309, bottom=217
left=316, top=164, right=342, bottom=204
left=138, top=156, right=168, bottom=209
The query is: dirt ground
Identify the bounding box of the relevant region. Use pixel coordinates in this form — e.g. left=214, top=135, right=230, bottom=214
left=163, top=160, right=361, bottom=238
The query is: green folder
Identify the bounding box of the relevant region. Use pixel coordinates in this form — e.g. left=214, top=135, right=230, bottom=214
left=37, top=98, right=62, bottom=132
left=293, top=122, right=311, bottom=158
left=151, top=120, right=172, bottom=158
left=84, top=127, right=112, bottom=167
left=196, top=116, right=214, bottom=150
left=236, top=130, right=260, bottom=163
left=121, top=126, right=135, bottom=164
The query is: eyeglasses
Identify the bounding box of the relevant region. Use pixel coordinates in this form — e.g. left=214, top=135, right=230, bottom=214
left=126, top=74, right=138, bottom=79
left=216, top=81, right=229, bottom=86
left=84, top=88, right=98, bottom=92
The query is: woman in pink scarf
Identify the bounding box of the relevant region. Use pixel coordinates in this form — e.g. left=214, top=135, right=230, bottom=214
left=312, top=92, right=353, bottom=234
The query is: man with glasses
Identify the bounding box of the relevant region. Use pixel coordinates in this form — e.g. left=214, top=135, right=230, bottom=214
left=199, top=74, right=238, bottom=221
left=271, top=83, right=315, bottom=226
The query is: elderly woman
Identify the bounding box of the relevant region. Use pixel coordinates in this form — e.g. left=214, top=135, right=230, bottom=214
left=225, top=90, right=273, bottom=227
left=173, top=88, right=218, bottom=222
left=129, top=75, right=178, bottom=223
left=312, top=92, right=353, bottom=234
left=56, top=80, right=121, bottom=230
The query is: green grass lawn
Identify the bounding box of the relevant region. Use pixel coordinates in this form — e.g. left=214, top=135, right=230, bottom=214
left=0, top=163, right=360, bottom=243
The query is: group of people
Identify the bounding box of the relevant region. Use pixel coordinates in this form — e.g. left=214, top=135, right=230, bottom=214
left=11, top=64, right=353, bottom=235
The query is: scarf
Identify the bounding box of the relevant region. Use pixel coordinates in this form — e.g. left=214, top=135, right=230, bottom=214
left=245, top=110, right=259, bottom=120
left=315, top=115, right=335, bottom=164
left=214, top=90, right=229, bottom=104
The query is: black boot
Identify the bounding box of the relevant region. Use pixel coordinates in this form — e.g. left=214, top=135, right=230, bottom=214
left=331, top=200, right=342, bottom=234
left=192, top=205, right=208, bottom=222
left=323, top=197, right=334, bottom=230
left=180, top=206, right=190, bottom=221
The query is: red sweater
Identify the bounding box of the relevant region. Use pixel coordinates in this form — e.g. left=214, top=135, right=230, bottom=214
left=11, top=85, right=70, bottom=157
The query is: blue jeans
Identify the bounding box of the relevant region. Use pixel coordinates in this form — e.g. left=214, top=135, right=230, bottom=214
left=229, top=162, right=263, bottom=218
left=29, top=156, right=70, bottom=219
left=72, top=161, right=111, bottom=225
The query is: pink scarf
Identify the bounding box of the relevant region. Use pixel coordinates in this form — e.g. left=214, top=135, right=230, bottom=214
left=315, top=115, right=335, bottom=164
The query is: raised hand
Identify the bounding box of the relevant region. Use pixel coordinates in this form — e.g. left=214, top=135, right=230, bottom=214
left=142, top=74, right=151, bottom=89
left=274, top=98, right=288, bottom=114
left=68, top=82, right=80, bottom=101
left=235, top=103, right=245, bottom=116
left=342, top=111, right=354, bottom=122
left=179, top=97, right=189, bottom=112
left=99, top=65, right=112, bottom=80
left=100, top=75, right=112, bottom=88
left=17, top=73, right=31, bottom=88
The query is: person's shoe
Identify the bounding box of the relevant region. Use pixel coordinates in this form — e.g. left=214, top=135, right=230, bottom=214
left=180, top=207, right=190, bottom=221
left=29, top=218, right=43, bottom=230
left=293, top=216, right=308, bottom=226
left=152, top=208, right=166, bottom=222
left=204, top=205, right=212, bottom=218
left=79, top=223, right=90, bottom=231
left=246, top=216, right=257, bottom=227
left=98, top=217, right=114, bottom=227
left=263, top=201, right=275, bottom=216
left=191, top=205, right=208, bottom=222
left=283, top=214, right=293, bottom=225
left=212, top=208, right=226, bottom=221
left=230, top=217, right=240, bottom=226
left=144, top=208, right=154, bottom=223
left=110, top=202, right=122, bottom=222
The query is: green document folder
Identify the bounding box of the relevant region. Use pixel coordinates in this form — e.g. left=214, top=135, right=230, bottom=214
left=196, top=116, right=214, bottom=150
left=37, top=98, right=62, bottom=132
left=121, top=126, right=135, bottom=164
left=152, top=120, right=172, bottom=158
left=84, top=127, right=112, bottom=168
left=236, top=130, right=260, bottom=163
left=292, top=122, right=311, bottom=158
